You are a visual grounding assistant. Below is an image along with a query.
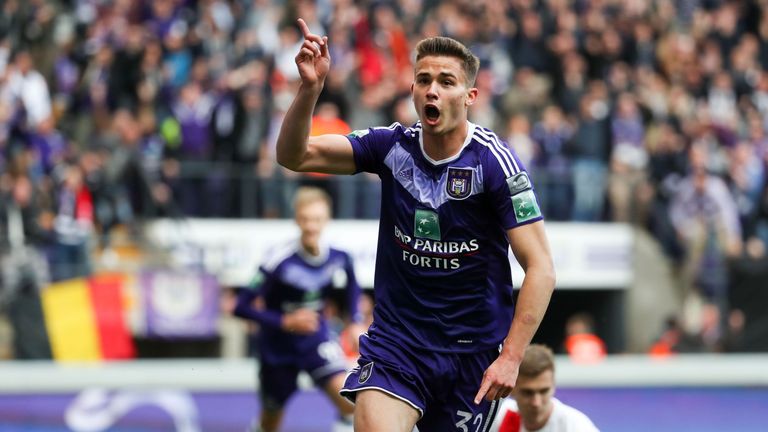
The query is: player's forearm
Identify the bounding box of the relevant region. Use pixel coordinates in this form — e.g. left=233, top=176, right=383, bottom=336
left=276, top=83, right=323, bottom=171
left=233, top=290, right=282, bottom=328
left=501, top=265, right=555, bottom=360
left=346, top=283, right=363, bottom=323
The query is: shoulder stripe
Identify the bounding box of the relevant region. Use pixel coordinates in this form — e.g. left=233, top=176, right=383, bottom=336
left=474, top=128, right=520, bottom=174
left=369, top=122, right=402, bottom=132
left=473, top=132, right=515, bottom=177
left=474, top=135, right=511, bottom=177
left=262, top=240, right=298, bottom=272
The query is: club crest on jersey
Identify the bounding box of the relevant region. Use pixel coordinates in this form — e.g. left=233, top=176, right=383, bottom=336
left=446, top=167, right=473, bottom=199
left=359, top=362, right=374, bottom=384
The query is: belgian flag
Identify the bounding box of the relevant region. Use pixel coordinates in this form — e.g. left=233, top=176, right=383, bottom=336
left=41, top=273, right=135, bottom=361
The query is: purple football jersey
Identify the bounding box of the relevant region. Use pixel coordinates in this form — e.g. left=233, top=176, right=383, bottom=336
left=347, top=121, right=542, bottom=353
left=234, top=239, right=361, bottom=364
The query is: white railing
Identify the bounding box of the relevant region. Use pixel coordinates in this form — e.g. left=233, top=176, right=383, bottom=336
left=1, top=354, right=767, bottom=393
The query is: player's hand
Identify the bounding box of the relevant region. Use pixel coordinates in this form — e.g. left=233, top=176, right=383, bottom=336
left=281, top=308, right=320, bottom=335
left=474, top=354, right=521, bottom=404
left=295, top=18, right=330, bottom=89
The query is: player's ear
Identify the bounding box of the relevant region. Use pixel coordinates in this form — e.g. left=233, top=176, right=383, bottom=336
left=466, top=87, right=478, bottom=107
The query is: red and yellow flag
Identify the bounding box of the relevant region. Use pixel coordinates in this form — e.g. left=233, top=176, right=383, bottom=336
left=41, top=273, right=135, bottom=362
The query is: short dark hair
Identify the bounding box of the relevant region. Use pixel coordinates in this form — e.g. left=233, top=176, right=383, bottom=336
left=519, top=344, right=555, bottom=378
left=415, top=37, right=480, bottom=86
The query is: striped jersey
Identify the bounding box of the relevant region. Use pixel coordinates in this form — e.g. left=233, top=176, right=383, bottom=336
left=348, top=121, right=542, bottom=352
left=489, top=398, right=600, bottom=431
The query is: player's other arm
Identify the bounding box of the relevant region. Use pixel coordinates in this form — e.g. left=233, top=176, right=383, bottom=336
left=232, top=269, right=319, bottom=334
left=475, top=221, right=555, bottom=403
left=233, top=285, right=282, bottom=329
left=275, top=18, right=355, bottom=175
left=503, top=221, right=555, bottom=362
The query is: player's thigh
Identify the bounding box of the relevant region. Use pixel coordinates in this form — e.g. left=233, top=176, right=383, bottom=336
left=301, top=338, right=348, bottom=391
left=355, top=388, right=420, bottom=432
left=340, top=333, right=428, bottom=414
left=259, top=361, right=300, bottom=411
left=322, top=372, right=354, bottom=415
left=418, top=398, right=499, bottom=432
left=417, top=347, right=501, bottom=432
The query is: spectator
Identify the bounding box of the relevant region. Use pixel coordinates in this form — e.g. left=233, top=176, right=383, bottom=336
left=49, top=163, right=93, bottom=281
left=569, top=93, right=610, bottom=221
left=646, top=122, right=688, bottom=260
left=727, top=236, right=768, bottom=352
left=5, top=49, right=51, bottom=129
left=563, top=312, right=607, bottom=364
left=504, top=114, right=535, bottom=170
left=531, top=105, right=573, bottom=220
left=608, top=92, right=648, bottom=224
left=670, top=144, right=741, bottom=330
left=0, top=170, right=52, bottom=359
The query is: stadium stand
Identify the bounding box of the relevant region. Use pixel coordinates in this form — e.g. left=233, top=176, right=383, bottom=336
left=0, top=0, right=766, bottom=401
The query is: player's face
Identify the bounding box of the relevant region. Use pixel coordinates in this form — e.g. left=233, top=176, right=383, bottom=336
left=512, top=370, right=555, bottom=428
left=295, top=200, right=330, bottom=250
left=411, top=55, right=477, bottom=135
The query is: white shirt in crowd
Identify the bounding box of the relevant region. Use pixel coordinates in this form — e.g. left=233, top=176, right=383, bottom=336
left=489, top=397, right=599, bottom=432
left=6, top=68, right=52, bottom=127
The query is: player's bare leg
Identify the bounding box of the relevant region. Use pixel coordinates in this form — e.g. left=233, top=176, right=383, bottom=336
left=256, top=408, right=283, bottom=432
left=323, top=373, right=354, bottom=431
left=354, top=389, right=419, bottom=432
left=324, top=373, right=355, bottom=415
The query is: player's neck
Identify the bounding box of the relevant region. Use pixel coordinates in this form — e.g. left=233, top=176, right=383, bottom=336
left=301, top=240, right=321, bottom=256
left=422, top=120, right=469, bottom=161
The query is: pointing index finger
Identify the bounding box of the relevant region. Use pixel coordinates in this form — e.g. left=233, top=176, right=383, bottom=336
left=297, top=18, right=323, bottom=45
left=474, top=377, right=491, bottom=405
left=297, top=18, right=310, bottom=37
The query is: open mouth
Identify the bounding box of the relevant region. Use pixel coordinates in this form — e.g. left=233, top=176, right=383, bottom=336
left=424, top=104, right=440, bottom=123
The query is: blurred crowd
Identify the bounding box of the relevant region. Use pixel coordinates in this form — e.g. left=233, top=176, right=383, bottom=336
left=1, top=0, right=768, bottom=356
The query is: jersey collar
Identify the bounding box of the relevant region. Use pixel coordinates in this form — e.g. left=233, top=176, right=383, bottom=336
left=296, top=237, right=330, bottom=266
left=419, top=121, right=476, bottom=166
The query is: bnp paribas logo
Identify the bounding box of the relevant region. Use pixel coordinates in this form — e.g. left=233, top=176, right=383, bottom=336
left=414, top=209, right=441, bottom=240
left=512, top=190, right=542, bottom=223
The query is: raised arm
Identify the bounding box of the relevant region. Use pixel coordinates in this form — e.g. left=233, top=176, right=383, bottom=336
left=276, top=18, right=356, bottom=174
left=475, top=220, right=555, bottom=403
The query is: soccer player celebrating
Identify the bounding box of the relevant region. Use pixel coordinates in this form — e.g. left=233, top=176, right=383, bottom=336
left=233, top=186, right=362, bottom=432
left=489, top=344, right=599, bottom=432
left=276, top=18, right=556, bottom=432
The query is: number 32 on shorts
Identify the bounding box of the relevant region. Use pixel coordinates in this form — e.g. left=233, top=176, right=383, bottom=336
left=455, top=410, right=483, bottom=432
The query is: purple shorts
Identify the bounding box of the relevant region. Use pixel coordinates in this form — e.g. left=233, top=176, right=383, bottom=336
left=340, top=330, right=502, bottom=432
left=259, top=339, right=347, bottom=411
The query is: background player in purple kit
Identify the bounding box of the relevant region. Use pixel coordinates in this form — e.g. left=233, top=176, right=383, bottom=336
left=276, top=18, right=556, bottom=432
left=233, top=186, right=362, bottom=432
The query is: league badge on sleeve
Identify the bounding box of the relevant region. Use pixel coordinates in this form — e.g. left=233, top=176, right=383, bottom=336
left=347, top=129, right=370, bottom=138
left=506, top=171, right=541, bottom=222
left=506, top=171, right=531, bottom=196
left=446, top=167, right=473, bottom=200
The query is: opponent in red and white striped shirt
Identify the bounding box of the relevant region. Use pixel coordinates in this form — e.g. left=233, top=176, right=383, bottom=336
left=489, top=345, right=599, bottom=432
